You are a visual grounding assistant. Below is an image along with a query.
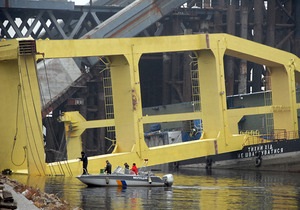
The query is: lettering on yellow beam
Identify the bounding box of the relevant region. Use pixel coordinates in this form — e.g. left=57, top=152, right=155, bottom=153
left=272, top=105, right=291, bottom=112
left=240, top=130, right=260, bottom=136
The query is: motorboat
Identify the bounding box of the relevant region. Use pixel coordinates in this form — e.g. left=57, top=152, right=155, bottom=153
left=77, top=166, right=174, bottom=187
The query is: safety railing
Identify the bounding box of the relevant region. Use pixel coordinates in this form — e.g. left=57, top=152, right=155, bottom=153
left=242, top=130, right=299, bottom=146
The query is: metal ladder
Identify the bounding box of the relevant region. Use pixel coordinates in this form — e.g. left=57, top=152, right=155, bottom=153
left=263, top=76, right=273, bottom=139
left=190, top=54, right=201, bottom=112
left=189, top=54, right=202, bottom=133
left=101, top=64, right=116, bottom=152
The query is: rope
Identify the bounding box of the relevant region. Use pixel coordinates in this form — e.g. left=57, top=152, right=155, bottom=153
left=10, top=84, right=27, bottom=166
left=17, top=55, right=46, bottom=175
left=27, top=55, right=47, bottom=174
left=42, top=56, right=52, bottom=102
left=40, top=56, right=74, bottom=176
left=19, top=57, right=41, bottom=175
left=14, top=84, right=21, bottom=139
left=38, top=57, right=55, bottom=176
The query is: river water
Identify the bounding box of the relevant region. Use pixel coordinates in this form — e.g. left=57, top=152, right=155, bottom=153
left=10, top=168, right=300, bottom=209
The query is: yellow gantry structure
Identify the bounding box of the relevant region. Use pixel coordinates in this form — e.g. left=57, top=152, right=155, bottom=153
left=0, top=34, right=299, bottom=176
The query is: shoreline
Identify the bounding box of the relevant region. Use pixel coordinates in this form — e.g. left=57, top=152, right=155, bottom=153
left=0, top=175, right=80, bottom=210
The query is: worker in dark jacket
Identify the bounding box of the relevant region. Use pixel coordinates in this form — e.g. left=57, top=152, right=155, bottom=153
left=79, top=151, right=88, bottom=175
left=104, top=160, right=112, bottom=174
left=124, top=162, right=129, bottom=169
left=124, top=162, right=130, bottom=174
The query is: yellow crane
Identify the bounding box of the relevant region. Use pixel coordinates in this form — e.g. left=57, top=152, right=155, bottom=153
left=0, top=34, right=299, bottom=176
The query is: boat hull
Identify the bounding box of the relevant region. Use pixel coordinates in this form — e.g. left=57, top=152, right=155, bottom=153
left=179, top=139, right=300, bottom=172
left=77, top=174, right=171, bottom=187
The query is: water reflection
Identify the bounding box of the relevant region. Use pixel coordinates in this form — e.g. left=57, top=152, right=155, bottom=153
left=77, top=186, right=173, bottom=210
left=9, top=169, right=300, bottom=209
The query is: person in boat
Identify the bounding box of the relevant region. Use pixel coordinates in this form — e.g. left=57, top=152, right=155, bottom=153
left=104, top=160, right=112, bottom=174
left=124, top=162, right=130, bottom=174
left=79, top=151, right=88, bottom=175
left=131, top=163, right=138, bottom=175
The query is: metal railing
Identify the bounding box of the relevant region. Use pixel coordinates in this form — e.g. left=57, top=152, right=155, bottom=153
left=242, top=130, right=299, bottom=146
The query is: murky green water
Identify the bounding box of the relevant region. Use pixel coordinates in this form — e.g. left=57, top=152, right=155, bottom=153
left=10, top=169, right=300, bottom=209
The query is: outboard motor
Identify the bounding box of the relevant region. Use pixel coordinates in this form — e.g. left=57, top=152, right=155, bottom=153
left=162, top=174, right=174, bottom=187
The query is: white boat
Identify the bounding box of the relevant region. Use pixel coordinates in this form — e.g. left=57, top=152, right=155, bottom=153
left=77, top=166, right=174, bottom=187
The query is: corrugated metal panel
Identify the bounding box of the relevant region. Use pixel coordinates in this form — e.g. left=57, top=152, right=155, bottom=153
left=82, top=0, right=188, bottom=39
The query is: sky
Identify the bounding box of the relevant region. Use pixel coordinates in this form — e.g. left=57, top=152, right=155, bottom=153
left=72, top=0, right=90, bottom=5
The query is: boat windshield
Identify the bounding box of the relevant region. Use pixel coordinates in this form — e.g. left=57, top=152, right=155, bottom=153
left=138, top=166, right=147, bottom=173
left=112, top=166, right=138, bottom=175
left=112, top=166, right=124, bottom=174
left=135, top=166, right=155, bottom=176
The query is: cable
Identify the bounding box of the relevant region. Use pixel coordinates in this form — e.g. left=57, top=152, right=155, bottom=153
left=40, top=56, right=71, bottom=175
left=18, top=55, right=44, bottom=175
left=10, top=84, right=27, bottom=166
left=42, top=55, right=52, bottom=102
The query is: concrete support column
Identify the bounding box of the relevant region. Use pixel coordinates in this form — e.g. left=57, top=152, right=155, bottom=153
left=265, top=0, right=276, bottom=91
left=294, top=0, right=300, bottom=57
left=252, top=0, right=264, bottom=93
left=225, top=3, right=236, bottom=95
left=238, top=1, right=249, bottom=94
left=213, top=0, right=225, bottom=33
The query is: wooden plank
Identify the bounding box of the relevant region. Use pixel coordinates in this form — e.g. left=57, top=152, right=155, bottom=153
left=0, top=190, right=3, bottom=201
left=0, top=201, right=17, bottom=209
left=2, top=190, right=14, bottom=203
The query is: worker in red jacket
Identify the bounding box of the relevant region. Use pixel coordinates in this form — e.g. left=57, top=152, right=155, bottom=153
left=131, top=163, right=138, bottom=175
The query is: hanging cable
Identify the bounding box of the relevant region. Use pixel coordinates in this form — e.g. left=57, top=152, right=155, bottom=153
left=11, top=84, right=27, bottom=166
left=18, top=58, right=41, bottom=175
left=60, top=130, right=72, bottom=176
left=14, top=84, right=21, bottom=139
left=27, top=54, right=49, bottom=174
left=42, top=58, right=68, bottom=174
left=39, top=57, right=58, bottom=159
left=38, top=56, right=55, bottom=175
left=17, top=55, right=45, bottom=175
left=42, top=55, right=52, bottom=102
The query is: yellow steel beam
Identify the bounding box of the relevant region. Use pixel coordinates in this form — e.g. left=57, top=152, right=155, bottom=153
left=46, top=135, right=247, bottom=176
left=1, top=34, right=299, bottom=176
left=35, top=35, right=207, bottom=59
left=271, top=65, right=298, bottom=132
left=223, top=35, right=300, bottom=68
left=61, top=111, right=202, bottom=132
left=0, top=39, right=45, bottom=176
left=227, top=106, right=273, bottom=134
left=53, top=34, right=299, bottom=175
left=143, top=112, right=202, bottom=124
left=34, top=34, right=300, bottom=69
left=0, top=39, right=20, bottom=60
